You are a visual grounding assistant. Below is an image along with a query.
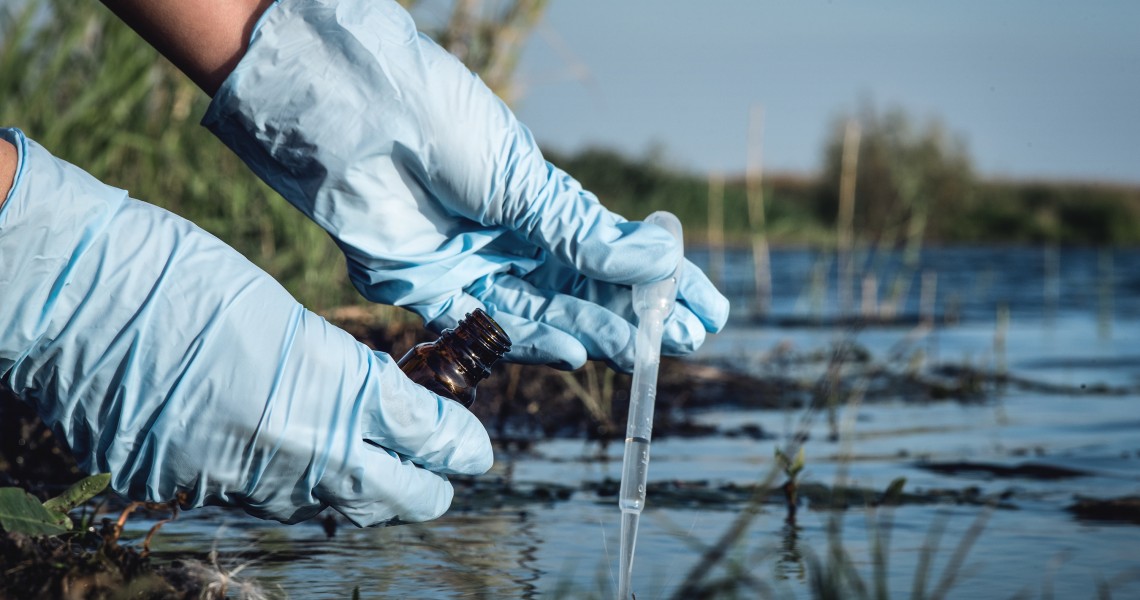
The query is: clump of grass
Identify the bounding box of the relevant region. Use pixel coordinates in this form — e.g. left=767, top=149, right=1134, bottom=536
left=0, top=0, right=358, bottom=311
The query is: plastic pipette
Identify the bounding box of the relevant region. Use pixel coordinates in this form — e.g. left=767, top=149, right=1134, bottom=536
left=617, top=211, right=682, bottom=600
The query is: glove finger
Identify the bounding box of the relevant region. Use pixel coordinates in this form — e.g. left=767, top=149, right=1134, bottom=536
left=676, top=260, right=731, bottom=334
left=500, top=177, right=683, bottom=286
left=361, top=351, right=493, bottom=475
left=319, top=441, right=456, bottom=526
left=424, top=293, right=589, bottom=370
left=473, top=275, right=638, bottom=371
left=479, top=272, right=714, bottom=372
left=525, top=256, right=728, bottom=334
left=514, top=261, right=725, bottom=362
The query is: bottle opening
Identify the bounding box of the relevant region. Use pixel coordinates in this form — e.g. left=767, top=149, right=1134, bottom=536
left=459, top=308, right=511, bottom=356
left=438, top=308, right=512, bottom=381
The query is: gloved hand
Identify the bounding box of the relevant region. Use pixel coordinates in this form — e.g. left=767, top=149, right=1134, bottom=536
left=0, top=128, right=492, bottom=526
left=202, top=0, right=729, bottom=372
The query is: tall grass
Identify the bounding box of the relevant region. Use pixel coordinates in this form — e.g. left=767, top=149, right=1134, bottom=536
left=1, top=0, right=360, bottom=311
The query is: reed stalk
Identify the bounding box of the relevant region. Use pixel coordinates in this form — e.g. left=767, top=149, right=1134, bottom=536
left=707, top=171, right=726, bottom=290
left=1044, top=244, right=1060, bottom=324
left=994, top=303, right=1009, bottom=378
left=920, top=270, right=938, bottom=327
left=861, top=273, right=879, bottom=319
left=1098, top=247, right=1114, bottom=339
left=747, top=105, right=772, bottom=317
left=837, top=120, right=861, bottom=318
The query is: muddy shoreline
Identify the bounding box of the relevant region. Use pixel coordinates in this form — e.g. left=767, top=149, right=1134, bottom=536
left=4, top=315, right=1140, bottom=598
left=4, top=313, right=1135, bottom=493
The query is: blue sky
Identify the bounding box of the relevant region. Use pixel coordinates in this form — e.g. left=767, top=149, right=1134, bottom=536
left=505, top=0, right=1140, bottom=183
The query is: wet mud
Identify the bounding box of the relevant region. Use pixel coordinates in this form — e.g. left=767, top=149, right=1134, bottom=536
left=914, top=460, right=1092, bottom=481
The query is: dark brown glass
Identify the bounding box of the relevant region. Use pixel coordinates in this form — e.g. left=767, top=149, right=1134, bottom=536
left=397, top=309, right=511, bottom=408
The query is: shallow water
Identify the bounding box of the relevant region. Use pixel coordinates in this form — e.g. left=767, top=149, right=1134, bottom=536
left=134, top=247, right=1140, bottom=598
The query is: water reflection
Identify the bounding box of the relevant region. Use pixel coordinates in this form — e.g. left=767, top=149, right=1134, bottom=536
left=1099, top=247, right=1115, bottom=340
left=513, top=510, right=542, bottom=599
left=776, top=521, right=806, bottom=582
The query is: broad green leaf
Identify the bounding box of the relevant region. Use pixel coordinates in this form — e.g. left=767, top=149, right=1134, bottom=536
left=0, top=488, right=69, bottom=535
left=43, top=473, right=111, bottom=528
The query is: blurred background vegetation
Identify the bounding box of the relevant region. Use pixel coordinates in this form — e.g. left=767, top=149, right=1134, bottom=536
left=1, top=0, right=358, bottom=310
left=3, top=0, right=1139, bottom=313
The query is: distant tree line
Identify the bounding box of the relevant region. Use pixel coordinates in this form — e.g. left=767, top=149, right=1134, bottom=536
left=548, top=104, right=1140, bottom=247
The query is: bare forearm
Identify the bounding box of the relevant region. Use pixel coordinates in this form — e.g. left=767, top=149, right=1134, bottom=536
left=99, top=0, right=274, bottom=96
left=0, top=138, right=15, bottom=211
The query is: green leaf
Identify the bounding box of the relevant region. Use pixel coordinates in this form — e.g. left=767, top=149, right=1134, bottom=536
left=42, top=473, right=111, bottom=529
left=0, top=488, right=69, bottom=535
left=789, top=447, right=806, bottom=477
left=775, top=447, right=806, bottom=478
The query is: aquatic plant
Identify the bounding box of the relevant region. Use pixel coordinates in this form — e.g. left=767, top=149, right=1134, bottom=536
left=774, top=446, right=806, bottom=523
left=0, top=473, right=109, bottom=535
left=0, top=475, right=274, bottom=599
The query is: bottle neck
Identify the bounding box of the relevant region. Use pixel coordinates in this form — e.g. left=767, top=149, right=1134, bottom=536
left=438, top=309, right=511, bottom=384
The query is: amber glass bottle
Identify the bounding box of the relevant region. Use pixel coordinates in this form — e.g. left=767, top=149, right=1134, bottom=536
left=397, top=308, right=511, bottom=408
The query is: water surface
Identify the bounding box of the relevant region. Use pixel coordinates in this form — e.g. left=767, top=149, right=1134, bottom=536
left=138, top=247, right=1140, bottom=598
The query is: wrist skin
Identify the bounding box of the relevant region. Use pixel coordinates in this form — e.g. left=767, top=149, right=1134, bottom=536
left=2, top=0, right=274, bottom=205
left=98, top=0, right=274, bottom=96
left=0, top=137, right=15, bottom=211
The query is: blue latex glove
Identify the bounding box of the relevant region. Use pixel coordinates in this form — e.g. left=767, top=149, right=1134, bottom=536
left=202, top=0, right=730, bottom=372
left=0, top=128, right=492, bottom=526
